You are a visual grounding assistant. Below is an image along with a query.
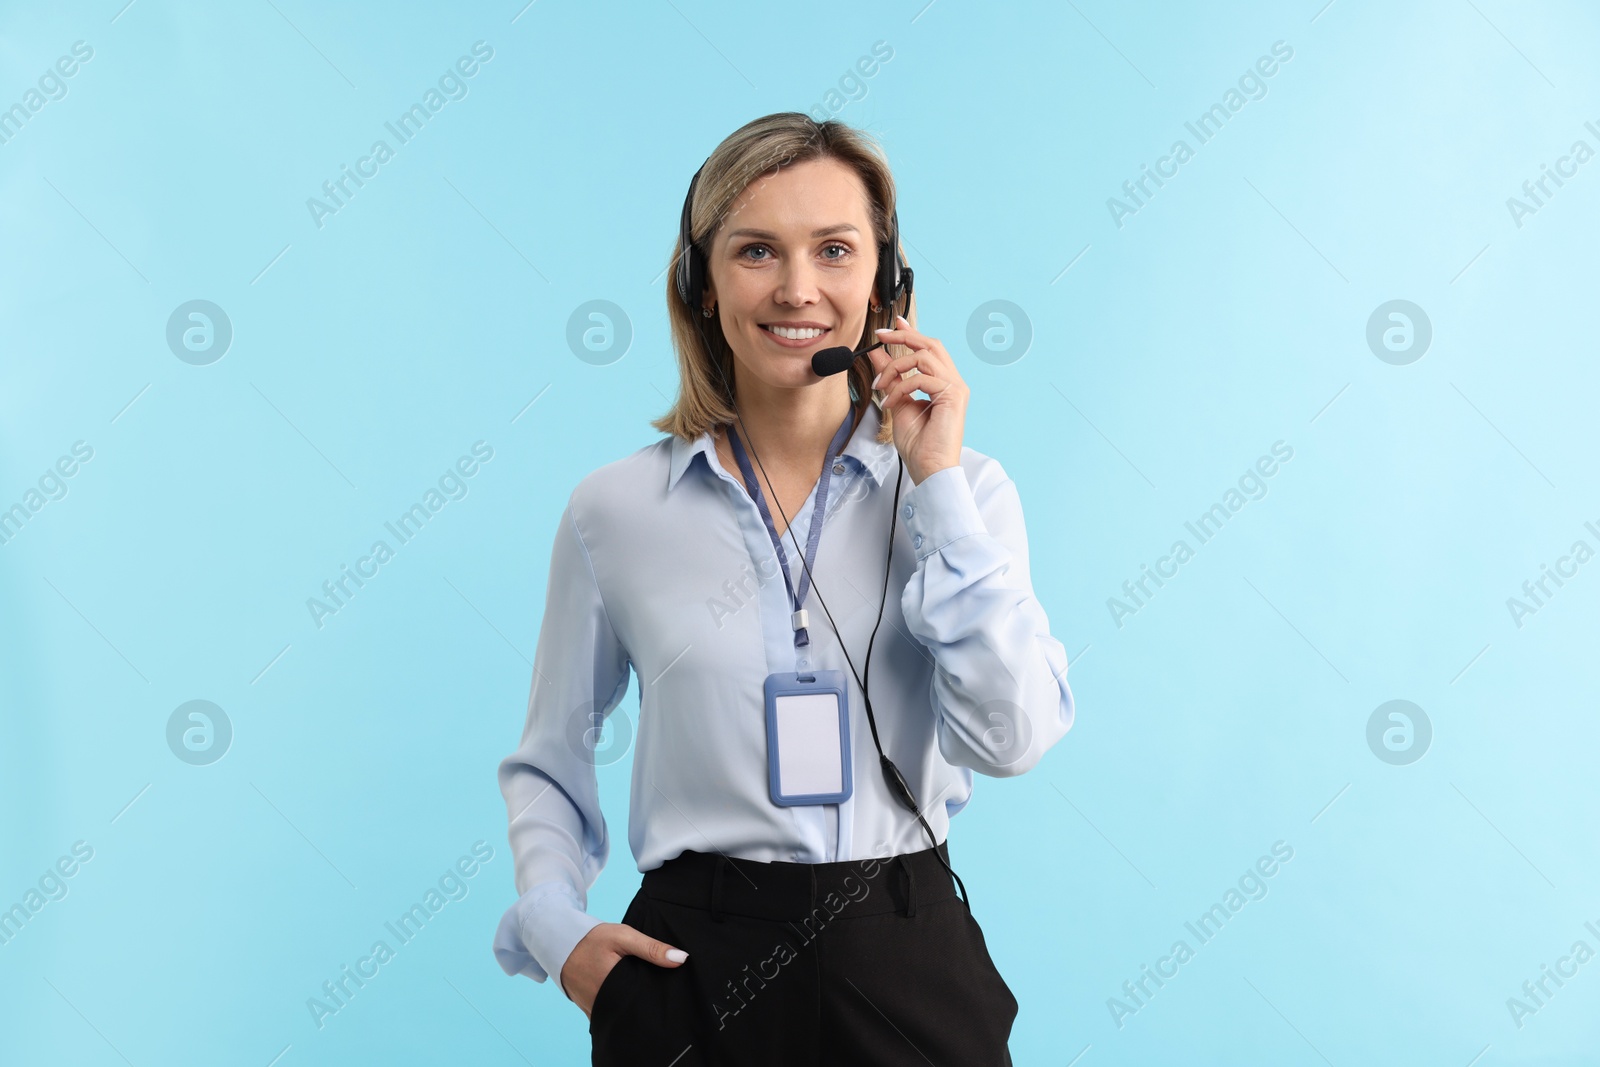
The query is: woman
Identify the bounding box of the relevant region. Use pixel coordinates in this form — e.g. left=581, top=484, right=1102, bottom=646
left=492, top=112, right=1075, bottom=1065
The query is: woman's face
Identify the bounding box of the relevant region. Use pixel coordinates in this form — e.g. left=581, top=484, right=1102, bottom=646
left=701, top=156, right=880, bottom=391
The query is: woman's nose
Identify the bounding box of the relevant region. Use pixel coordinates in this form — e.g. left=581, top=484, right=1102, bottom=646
left=774, top=260, right=820, bottom=305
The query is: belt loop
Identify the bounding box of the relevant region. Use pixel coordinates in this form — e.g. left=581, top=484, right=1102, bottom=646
left=897, top=855, right=917, bottom=918
left=710, top=854, right=728, bottom=922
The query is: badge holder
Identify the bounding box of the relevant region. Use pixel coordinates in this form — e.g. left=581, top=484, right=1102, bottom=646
left=764, top=670, right=852, bottom=807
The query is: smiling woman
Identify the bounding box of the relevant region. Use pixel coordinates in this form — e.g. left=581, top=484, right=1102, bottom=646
left=493, top=112, right=1075, bottom=1067
left=654, top=116, right=911, bottom=457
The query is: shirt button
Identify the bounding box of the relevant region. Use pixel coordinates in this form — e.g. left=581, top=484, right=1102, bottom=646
left=901, top=503, right=915, bottom=519
left=913, top=533, right=924, bottom=549
left=797, top=657, right=809, bottom=669
left=832, top=463, right=845, bottom=475
left=791, top=852, right=803, bottom=862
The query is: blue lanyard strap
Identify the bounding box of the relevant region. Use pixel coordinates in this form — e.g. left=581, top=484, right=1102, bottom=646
left=726, top=406, right=856, bottom=649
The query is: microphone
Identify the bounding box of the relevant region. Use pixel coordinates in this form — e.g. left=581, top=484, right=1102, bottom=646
left=811, top=339, right=885, bottom=377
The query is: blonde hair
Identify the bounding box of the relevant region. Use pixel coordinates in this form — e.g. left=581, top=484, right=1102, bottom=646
left=650, top=112, right=915, bottom=445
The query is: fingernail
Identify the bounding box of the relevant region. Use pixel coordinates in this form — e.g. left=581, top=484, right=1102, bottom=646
left=896, top=314, right=908, bottom=324
left=666, top=948, right=689, bottom=963
left=872, top=371, right=884, bottom=388
left=875, top=327, right=893, bottom=335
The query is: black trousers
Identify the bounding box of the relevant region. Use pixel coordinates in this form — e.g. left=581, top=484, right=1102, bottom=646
left=589, top=840, right=1018, bottom=1066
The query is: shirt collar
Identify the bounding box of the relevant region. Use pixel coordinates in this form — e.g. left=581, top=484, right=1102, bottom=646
left=666, top=397, right=898, bottom=493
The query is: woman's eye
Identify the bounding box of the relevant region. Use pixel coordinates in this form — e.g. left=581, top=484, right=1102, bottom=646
left=738, top=242, right=851, bottom=262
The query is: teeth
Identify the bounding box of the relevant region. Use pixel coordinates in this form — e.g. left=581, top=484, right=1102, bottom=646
left=768, top=325, right=825, bottom=340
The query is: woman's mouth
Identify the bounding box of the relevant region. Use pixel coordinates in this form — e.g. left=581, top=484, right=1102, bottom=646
left=760, top=323, right=830, bottom=348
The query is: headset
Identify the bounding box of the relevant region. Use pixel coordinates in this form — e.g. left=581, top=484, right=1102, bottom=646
left=673, top=150, right=970, bottom=913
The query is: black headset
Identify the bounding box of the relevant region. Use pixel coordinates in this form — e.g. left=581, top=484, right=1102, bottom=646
left=671, top=150, right=970, bottom=914
left=674, top=159, right=914, bottom=322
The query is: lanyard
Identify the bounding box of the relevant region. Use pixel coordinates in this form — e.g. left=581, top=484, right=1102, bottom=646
left=726, top=406, right=856, bottom=650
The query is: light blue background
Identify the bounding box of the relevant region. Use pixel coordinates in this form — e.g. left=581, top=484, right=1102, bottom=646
left=3, top=1, right=1598, bottom=1064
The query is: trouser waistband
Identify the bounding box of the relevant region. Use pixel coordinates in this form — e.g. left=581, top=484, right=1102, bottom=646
left=642, top=840, right=955, bottom=922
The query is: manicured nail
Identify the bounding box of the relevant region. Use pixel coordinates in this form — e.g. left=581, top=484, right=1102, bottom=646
left=875, top=327, right=893, bottom=335
left=666, top=948, right=689, bottom=963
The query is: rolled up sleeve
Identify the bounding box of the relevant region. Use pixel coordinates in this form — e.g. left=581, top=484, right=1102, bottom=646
left=898, top=461, right=1074, bottom=777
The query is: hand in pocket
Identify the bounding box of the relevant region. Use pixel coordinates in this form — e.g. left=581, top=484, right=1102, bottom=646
left=560, top=921, right=691, bottom=1019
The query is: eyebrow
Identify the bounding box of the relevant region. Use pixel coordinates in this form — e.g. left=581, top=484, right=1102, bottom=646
left=723, top=224, right=861, bottom=242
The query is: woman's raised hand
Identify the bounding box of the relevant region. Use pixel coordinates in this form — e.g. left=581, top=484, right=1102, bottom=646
left=866, top=314, right=969, bottom=485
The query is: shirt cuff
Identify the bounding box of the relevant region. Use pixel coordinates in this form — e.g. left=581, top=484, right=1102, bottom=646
left=492, top=882, right=605, bottom=994
left=900, top=465, right=987, bottom=561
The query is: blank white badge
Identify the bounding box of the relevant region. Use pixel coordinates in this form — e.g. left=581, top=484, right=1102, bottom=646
left=773, top=690, right=844, bottom=797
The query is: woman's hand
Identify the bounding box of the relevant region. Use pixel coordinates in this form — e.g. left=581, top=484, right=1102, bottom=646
left=867, top=314, right=969, bottom=485
left=559, top=921, right=689, bottom=1019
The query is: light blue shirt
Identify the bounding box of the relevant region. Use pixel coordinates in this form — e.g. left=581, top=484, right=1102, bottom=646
left=492, top=398, right=1075, bottom=987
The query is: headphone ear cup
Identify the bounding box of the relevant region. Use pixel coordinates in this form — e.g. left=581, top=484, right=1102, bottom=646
left=875, top=241, right=894, bottom=311
left=677, top=226, right=703, bottom=309
left=677, top=164, right=706, bottom=309
left=876, top=243, right=910, bottom=311
left=878, top=206, right=907, bottom=310
left=677, top=244, right=702, bottom=310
